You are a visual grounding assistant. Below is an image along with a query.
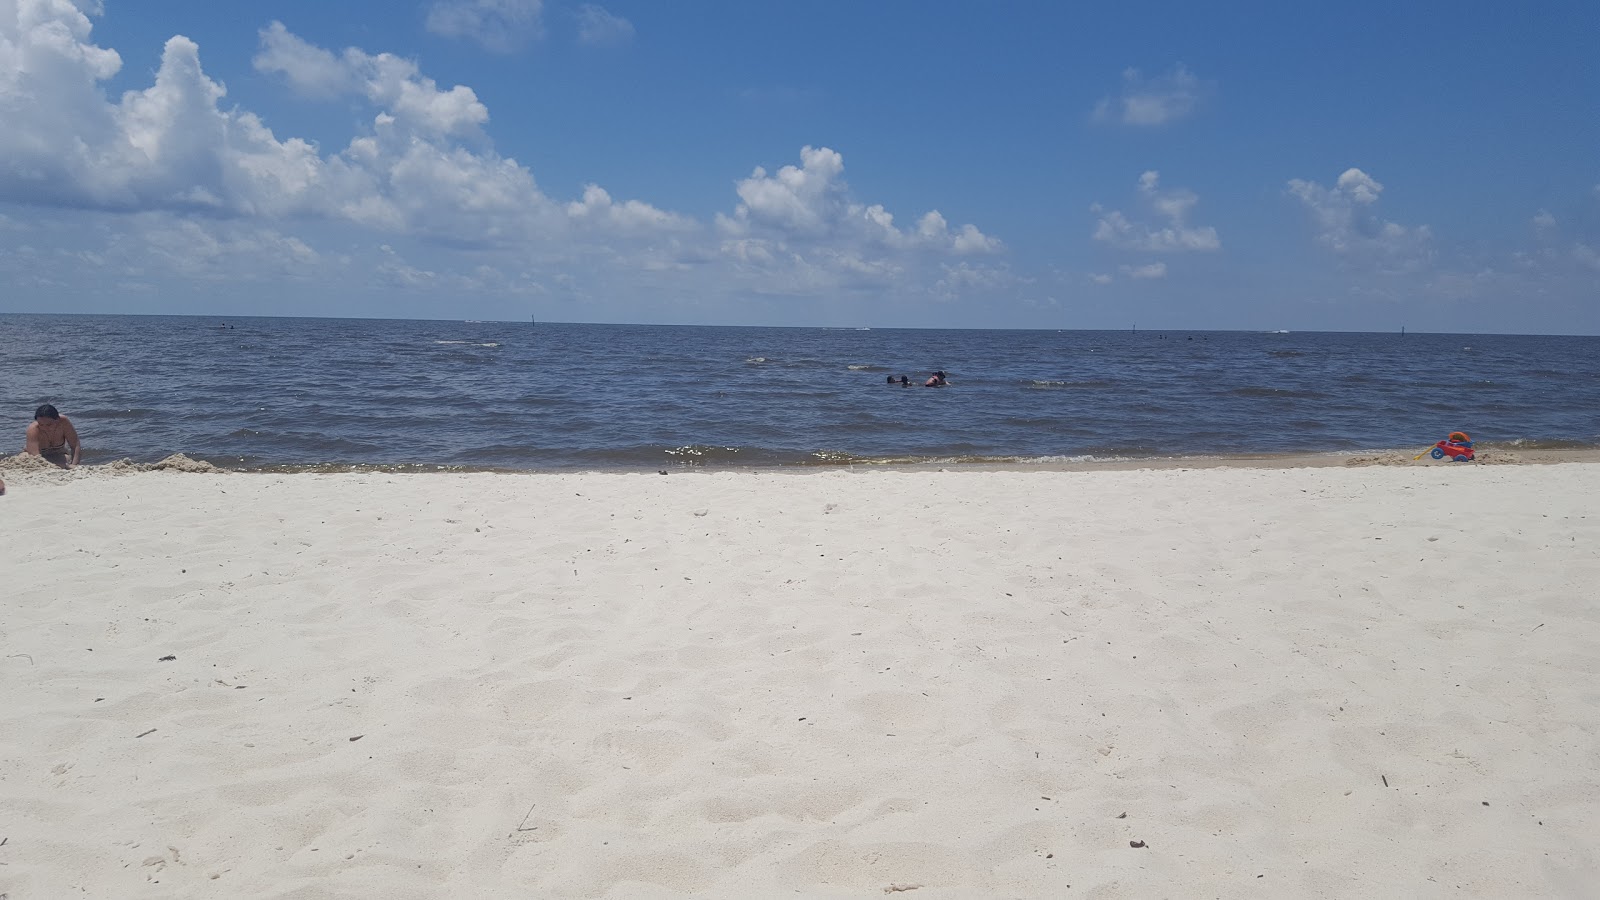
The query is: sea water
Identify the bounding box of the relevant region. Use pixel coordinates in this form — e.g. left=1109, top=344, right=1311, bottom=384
left=2, top=315, right=1596, bottom=469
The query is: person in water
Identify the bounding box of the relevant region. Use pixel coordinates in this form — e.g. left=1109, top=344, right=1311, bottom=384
left=924, top=371, right=948, bottom=387
left=899, top=375, right=910, bottom=386
left=25, top=404, right=80, bottom=469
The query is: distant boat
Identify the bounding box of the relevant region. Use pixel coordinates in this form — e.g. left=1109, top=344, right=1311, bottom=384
left=1268, top=329, right=1290, bottom=334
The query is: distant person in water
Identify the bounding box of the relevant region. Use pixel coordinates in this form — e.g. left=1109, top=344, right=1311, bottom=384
left=924, top=371, right=948, bottom=387
left=886, top=375, right=896, bottom=384
left=25, top=404, right=80, bottom=469
left=899, top=375, right=910, bottom=386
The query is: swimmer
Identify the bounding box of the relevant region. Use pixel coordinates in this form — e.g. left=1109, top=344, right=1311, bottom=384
left=899, top=375, right=910, bottom=386
left=25, top=404, right=80, bottom=469
left=924, top=370, right=948, bottom=387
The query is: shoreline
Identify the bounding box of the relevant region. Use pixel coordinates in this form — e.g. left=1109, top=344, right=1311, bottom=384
left=4, top=446, right=1600, bottom=483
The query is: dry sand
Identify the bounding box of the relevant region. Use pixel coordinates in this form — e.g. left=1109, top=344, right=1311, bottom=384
left=2, top=460, right=1598, bottom=898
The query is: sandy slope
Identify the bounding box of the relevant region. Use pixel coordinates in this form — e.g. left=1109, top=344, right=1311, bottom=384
left=2, top=464, right=1598, bottom=898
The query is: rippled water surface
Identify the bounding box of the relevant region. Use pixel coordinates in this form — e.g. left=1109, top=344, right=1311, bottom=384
left=2, top=315, right=1597, bottom=469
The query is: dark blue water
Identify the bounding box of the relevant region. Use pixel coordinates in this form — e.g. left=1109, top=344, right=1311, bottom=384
left=1, top=315, right=1596, bottom=469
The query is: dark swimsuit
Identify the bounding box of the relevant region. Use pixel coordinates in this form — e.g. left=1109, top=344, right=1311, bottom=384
left=37, top=427, right=70, bottom=464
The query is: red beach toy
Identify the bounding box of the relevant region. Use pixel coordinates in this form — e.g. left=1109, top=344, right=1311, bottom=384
left=1426, top=431, right=1475, bottom=462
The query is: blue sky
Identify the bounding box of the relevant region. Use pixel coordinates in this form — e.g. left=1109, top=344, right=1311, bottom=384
left=2, top=0, right=1597, bottom=332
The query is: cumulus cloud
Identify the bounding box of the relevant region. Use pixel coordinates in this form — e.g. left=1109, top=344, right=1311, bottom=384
left=425, top=0, right=543, bottom=53
left=255, top=23, right=488, bottom=136
left=566, top=184, right=691, bottom=232
left=0, top=14, right=328, bottom=217
left=1287, top=168, right=1431, bottom=267
left=1092, top=171, right=1220, bottom=252
left=1094, top=64, right=1207, bottom=126
left=704, top=147, right=1007, bottom=298
left=0, top=5, right=1005, bottom=308
left=0, top=8, right=689, bottom=248
left=717, top=146, right=1000, bottom=256
left=575, top=4, right=633, bottom=46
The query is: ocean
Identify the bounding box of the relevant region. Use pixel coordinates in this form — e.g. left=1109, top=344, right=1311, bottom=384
left=2, top=315, right=1596, bottom=470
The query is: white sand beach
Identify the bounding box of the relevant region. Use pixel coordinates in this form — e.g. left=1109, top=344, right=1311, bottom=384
left=2, top=461, right=1598, bottom=898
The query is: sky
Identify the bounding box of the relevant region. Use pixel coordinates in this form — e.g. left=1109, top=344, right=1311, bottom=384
left=1, top=0, right=1598, bottom=332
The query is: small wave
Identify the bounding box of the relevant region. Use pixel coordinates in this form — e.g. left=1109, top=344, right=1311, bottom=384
left=665, top=445, right=743, bottom=460
left=1027, top=379, right=1114, bottom=390
left=434, top=340, right=472, bottom=345
left=1228, top=387, right=1329, bottom=399
left=741, top=357, right=831, bottom=369
left=1486, top=438, right=1600, bottom=450
left=848, top=364, right=890, bottom=372
left=1268, top=350, right=1304, bottom=358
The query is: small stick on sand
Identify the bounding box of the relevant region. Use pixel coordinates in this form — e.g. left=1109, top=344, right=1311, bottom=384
left=516, top=802, right=538, bottom=832
left=136, top=728, right=157, bottom=739
left=1381, top=775, right=1389, bottom=787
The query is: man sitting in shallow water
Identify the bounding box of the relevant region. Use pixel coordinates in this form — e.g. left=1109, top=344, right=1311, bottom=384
left=25, top=404, right=80, bottom=469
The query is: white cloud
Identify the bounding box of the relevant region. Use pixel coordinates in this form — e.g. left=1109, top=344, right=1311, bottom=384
left=1287, top=167, right=1431, bottom=267
left=138, top=219, right=320, bottom=280
left=255, top=23, right=488, bottom=137
left=1532, top=209, right=1557, bottom=233
left=717, top=146, right=1001, bottom=258
left=725, top=145, right=845, bottom=235
left=1121, top=261, right=1167, bottom=280
left=425, top=0, right=543, bottom=53
left=1092, top=171, right=1220, bottom=252
left=0, top=19, right=329, bottom=217
left=1088, top=272, right=1113, bottom=285
left=1094, top=64, right=1207, bottom=126
left=0, top=5, right=1004, bottom=312
left=247, top=20, right=351, bottom=98
left=0, top=10, right=646, bottom=245
left=575, top=4, right=633, bottom=46
left=566, top=184, right=691, bottom=232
